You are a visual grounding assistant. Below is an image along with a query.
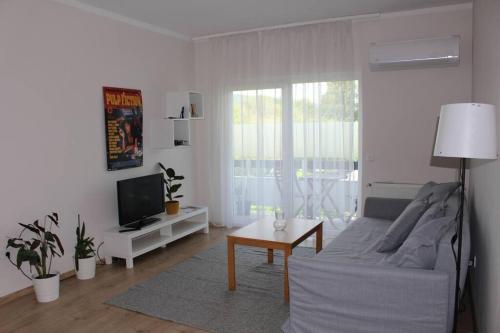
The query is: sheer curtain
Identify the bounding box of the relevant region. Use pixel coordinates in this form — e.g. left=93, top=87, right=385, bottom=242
left=195, top=21, right=359, bottom=235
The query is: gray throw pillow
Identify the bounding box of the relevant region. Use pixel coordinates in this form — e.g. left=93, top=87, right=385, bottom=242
left=414, top=181, right=459, bottom=203
left=414, top=181, right=437, bottom=200
left=418, top=199, right=447, bottom=223
left=428, top=182, right=459, bottom=204
left=383, top=215, right=455, bottom=269
left=377, top=195, right=431, bottom=252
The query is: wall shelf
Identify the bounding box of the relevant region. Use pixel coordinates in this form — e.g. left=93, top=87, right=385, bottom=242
left=173, top=118, right=191, bottom=147
left=165, top=91, right=204, bottom=119
left=152, top=91, right=203, bottom=149
left=151, top=118, right=191, bottom=149
left=188, top=92, right=204, bottom=119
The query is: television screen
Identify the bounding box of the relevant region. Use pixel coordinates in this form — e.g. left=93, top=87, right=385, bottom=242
left=117, top=173, right=165, bottom=226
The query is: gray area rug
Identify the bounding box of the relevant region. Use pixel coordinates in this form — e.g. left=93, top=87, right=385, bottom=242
left=106, top=241, right=315, bottom=333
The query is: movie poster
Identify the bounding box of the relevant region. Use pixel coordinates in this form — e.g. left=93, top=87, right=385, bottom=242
left=103, top=87, right=143, bottom=171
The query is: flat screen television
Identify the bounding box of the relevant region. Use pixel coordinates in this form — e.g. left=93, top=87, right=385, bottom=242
left=117, top=173, right=164, bottom=227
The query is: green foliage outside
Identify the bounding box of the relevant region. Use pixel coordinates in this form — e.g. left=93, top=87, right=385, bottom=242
left=232, top=80, right=360, bottom=162
left=233, top=81, right=359, bottom=124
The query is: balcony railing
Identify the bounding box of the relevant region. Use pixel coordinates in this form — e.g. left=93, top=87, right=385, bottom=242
left=233, top=159, right=358, bottom=228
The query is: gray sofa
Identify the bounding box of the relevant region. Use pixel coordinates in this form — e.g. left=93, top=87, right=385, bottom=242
left=283, top=193, right=470, bottom=333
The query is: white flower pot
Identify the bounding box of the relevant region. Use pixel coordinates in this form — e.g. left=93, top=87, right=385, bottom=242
left=32, top=272, right=60, bottom=303
left=76, top=256, right=96, bottom=280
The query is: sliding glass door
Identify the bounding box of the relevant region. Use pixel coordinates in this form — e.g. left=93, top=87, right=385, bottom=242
left=233, top=88, right=283, bottom=221
left=232, top=80, right=359, bottom=237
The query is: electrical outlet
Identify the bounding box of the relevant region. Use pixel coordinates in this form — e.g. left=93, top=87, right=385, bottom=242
left=469, top=256, right=477, bottom=268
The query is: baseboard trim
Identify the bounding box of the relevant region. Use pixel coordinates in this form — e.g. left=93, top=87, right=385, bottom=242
left=0, top=270, right=76, bottom=307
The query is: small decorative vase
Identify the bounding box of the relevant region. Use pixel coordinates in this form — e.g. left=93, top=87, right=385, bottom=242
left=166, top=201, right=180, bottom=215
left=76, top=256, right=96, bottom=280
left=274, top=208, right=286, bottom=231
left=32, top=272, right=60, bottom=303
left=273, top=219, right=287, bottom=231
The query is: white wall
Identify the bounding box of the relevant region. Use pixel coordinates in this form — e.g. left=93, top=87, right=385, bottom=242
left=469, top=0, right=500, bottom=332
left=0, top=0, right=194, bottom=297
left=355, top=5, right=472, bottom=195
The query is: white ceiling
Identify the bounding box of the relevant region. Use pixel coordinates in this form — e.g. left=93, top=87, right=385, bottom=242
left=72, top=0, right=470, bottom=38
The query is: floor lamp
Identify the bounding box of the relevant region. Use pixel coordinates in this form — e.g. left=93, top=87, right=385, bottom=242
left=433, top=103, right=497, bottom=332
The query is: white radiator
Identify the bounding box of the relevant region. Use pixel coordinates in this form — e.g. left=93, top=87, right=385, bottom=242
left=367, top=182, right=423, bottom=199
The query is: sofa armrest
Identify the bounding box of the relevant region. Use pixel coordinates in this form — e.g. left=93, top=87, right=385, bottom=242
left=286, top=256, right=450, bottom=333
left=363, top=197, right=412, bottom=220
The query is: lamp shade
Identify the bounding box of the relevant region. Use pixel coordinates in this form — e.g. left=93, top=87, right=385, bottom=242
left=434, top=103, right=497, bottom=159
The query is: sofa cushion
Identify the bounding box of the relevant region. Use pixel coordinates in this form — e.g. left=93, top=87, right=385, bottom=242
left=415, top=181, right=459, bottom=204
left=445, top=191, right=460, bottom=218
left=383, top=215, right=456, bottom=269
left=428, top=182, right=459, bottom=204
left=318, top=217, right=391, bottom=265
left=377, top=196, right=431, bottom=252
left=418, top=199, right=447, bottom=223
left=364, top=197, right=412, bottom=221
left=414, top=181, right=437, bottom=200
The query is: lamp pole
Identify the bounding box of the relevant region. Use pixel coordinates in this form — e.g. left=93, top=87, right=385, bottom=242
left=452, top=157, right=466, bottom=333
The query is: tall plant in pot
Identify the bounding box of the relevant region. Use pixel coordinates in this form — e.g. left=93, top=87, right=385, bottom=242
left=74, top=215, right=102, bottom=280
left=5, top=212, right=64, bottom=303
left=159, top=162, right=184, bottom=215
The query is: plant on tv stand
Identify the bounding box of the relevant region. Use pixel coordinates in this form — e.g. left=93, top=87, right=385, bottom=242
left=159, top=163, right=184, bottom=202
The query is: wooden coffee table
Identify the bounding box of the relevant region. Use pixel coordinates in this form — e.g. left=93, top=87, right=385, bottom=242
left=227, top=217, right=323, bottom=302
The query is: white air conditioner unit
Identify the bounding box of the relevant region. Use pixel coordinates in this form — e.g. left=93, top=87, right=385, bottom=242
left=369, top=35, right=460, bottom=71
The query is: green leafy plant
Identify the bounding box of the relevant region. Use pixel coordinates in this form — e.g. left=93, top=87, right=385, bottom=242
left=5, top=212, right=64, bottom=280
left=159, top=163, right=184, bottom=202
left=74, top=215, right=103, bottom=271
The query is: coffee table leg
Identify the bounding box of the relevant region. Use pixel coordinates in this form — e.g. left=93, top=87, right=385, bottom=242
left=228, top=238, right=236, bottom=291
left=267, top=249, right=273, bottom=263
left=316, top=223, right=323, bottom=253
left=284, top=245, right=292, bottom=303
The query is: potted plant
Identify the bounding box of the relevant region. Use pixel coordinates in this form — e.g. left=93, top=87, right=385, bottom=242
left=5, top=212, right=64, bottom=303
left=159, top=162, right=184, bottom=215
left=74, top=215, right=102, bottom=280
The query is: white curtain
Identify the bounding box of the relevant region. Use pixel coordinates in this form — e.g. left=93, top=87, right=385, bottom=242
left=195, top=21, right=359, bottom=236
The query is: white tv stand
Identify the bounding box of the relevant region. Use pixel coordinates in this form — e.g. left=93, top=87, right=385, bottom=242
left=103, top=207, right=208, bottom=269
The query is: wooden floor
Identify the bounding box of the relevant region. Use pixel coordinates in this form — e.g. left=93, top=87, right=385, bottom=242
left=0, top=225, right=475, bottom=333
left=0, top=226, right=232, bottom=333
